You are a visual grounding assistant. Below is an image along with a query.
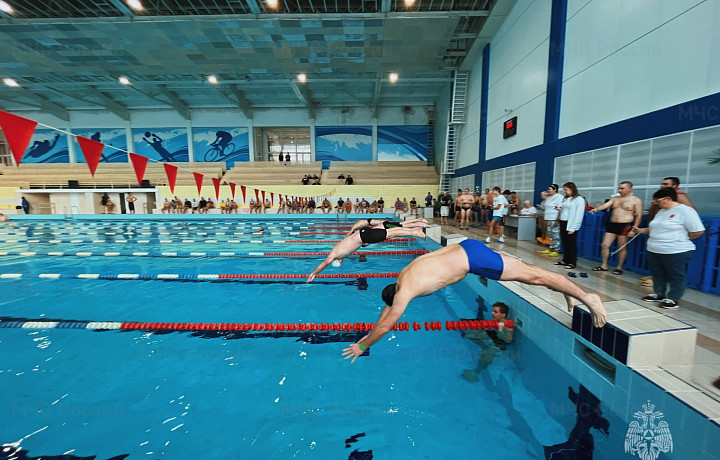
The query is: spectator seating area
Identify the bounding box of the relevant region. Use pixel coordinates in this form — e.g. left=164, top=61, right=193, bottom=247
left=222, top=161, right=323, bottom=185
left=0, top=162, right=225, bottom=189
left=323, top=161, right=438, bottom=185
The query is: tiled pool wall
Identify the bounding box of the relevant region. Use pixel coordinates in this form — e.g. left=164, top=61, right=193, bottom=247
left=461, top=273, right=720, bottom=458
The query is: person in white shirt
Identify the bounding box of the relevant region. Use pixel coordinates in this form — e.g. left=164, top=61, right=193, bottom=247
left=520, top=201, right=537, bottom=216
left=632, top=187, right=705, bottom=309
left=555, top=182, right=585, bottom=269
left=485, top=187, right=508, bottom=244
left=542, top=184, right=564, bottom=256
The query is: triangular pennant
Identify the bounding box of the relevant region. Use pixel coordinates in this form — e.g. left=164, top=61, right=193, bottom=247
left=254, top=189, right=260, bottom=202
left=240, top=185, right=246, bottom=203
left=76, top=136, right=105, bottom=177
left=0, top=110, right=38, bottom=166
left=212, top=177, right=221, bottom=200
left=193, top=172, right=204, bottom=196
left=261, top=190, right=266, bottom=203
left=230, top=183, right=236, bottom=199
left=270, top=192, right=274, bottom=204
left=163, top=163, right=178, bottom=195
left=128, top=153, right=148, bottom=186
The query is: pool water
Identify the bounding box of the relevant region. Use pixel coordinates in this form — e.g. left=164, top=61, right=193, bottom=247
left=0, top=217, right=648, bottom=459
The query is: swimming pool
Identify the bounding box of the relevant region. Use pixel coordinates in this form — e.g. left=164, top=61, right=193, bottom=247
left=1, top=216, right=718, bottom=459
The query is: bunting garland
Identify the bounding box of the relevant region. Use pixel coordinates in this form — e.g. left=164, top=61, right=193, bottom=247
left=0, top=110, right=38, bottom=166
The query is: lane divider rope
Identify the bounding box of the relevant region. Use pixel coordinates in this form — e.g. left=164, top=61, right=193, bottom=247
left=0, top=250, right=429, bottom=258
left=0, top=238, right=416, bottom=245
left=0, top=272, right=400, bottom=280
left=0, top=317, right=514, bottom=332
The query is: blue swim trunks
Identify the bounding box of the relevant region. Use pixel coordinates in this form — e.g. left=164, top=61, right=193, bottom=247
left=458, top=239, right=504, bottom=280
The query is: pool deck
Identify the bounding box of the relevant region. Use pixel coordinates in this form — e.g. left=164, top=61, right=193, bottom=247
left=425, top=217, right=720, bottom=418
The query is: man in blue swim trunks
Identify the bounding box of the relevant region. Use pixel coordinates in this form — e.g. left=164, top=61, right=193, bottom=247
left=342, top=239, right=608, bottom=362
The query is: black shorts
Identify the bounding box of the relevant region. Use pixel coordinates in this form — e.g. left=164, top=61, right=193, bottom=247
left=606, top=221, right=632, bottom=236
left=359, top=227, right=387, bottom=246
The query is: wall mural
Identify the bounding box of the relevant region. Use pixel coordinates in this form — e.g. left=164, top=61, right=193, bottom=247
left=192, top=127, right=249, bottom=167
left=73, top=128, right=128, bottom=163
left=315, top=126, right=372, bottom=165
left=377, top=125, right=428, bottom=161
left=21, top=129, right=69, bottom=163
left=131, top=128, right=189, bottom=162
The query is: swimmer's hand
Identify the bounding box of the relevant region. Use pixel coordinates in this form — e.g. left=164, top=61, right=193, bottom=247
left=307, top=273, right=316, bottom=283
left=342, top=342, right=366, bottom=363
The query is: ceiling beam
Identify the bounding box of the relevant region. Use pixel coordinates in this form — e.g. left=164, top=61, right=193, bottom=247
left=244, top=0, right=262, bottom=15
left=381, top=0, right=392, bottom=13
left=88, top=88, right=131, bottom=120
left=105, top=0, right=136, bottom=16
left=227, top=84, right=253, bottom=119
left=371, top=78, right=383, bottom=119
left=290, top=81, right=315, bottom=120
left=2, top=87, right=69, bottom=121
left=157, top=85, right=191, bottom=120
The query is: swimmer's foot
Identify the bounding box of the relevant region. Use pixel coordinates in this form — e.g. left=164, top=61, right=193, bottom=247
left=415, top=228, right=426, bottom=239
left=462, top=369, right=479, bottom=383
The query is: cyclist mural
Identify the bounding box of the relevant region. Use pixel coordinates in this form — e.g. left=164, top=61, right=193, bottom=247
left=193, top=127, right=249, bottom=167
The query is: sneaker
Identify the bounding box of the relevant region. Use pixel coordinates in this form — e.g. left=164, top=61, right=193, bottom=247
left=642, top=294, right=661, bottom=302
left=484, top=237, right=491, bottom=243
left=541, top=249, right=552, bottom=254
left=547, top=252, right=559, bottom=257
left=498, top=237, right=505, bottom=243
left=658, top=298, right=679, bottom=309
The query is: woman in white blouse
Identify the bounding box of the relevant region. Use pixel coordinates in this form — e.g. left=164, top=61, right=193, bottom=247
left=632, top=187, right=705, bottom=309
left=556, top=182, right=585, bottom=269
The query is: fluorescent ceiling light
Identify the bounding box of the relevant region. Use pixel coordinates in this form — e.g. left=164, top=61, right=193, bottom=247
left=0, top=1, right=13, bottom=14
left=118, top=76, right=131, bottom=85
left=388, top=73, right=399, bottom=83
left=266, top=0, right=278, bottom=8
left=297, top=73, right=307, bottom=83
left=207, top=75, right=218, bottom=84
left=3, top=78, right=19, bottom=87
left=126, top=0, right=144, bottom=11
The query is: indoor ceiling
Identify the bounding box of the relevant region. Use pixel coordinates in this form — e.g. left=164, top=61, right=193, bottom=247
left=0, top=0, right=514, bottom=121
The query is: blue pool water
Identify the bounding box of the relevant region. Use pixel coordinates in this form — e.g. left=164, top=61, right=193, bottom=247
left=1, top=217, right=715, bottom=459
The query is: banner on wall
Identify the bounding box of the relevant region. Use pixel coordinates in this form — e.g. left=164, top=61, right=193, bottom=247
left=131, top=128, right=189, bottom=162
left=192, top=127, right=249, bottom=167
left=377, top=125, right=428, bottom=161
left=315, top=126, right=372, bottom=166
left=73, top=128, right=128, bottom=163
left=21, top=129, right=69, bottom=163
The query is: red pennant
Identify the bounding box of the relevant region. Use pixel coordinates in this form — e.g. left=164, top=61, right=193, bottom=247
left=76, top=136, right=104, bottom=176
left=230, top=183, right=236, bottom=199
left=163, top=163, right=178, bottom=195
left=193, top=172, right=204, bottom=196
left=270, top=192, right=274, bottom=204
left=240, top=185, right=246, bottom=203
left=254, top=189, right=260, bottom=202
left=261, top=190, right=266, bottom=203
left=129, top=153, right=148, bottom=186
left=0, top=110, right=38, bottom=166
left=212, top=177, right=221, bottom=200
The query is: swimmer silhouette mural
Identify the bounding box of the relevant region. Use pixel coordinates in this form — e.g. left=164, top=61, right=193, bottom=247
left=193, top=127, right=249, bottom=167
left=21, top=130, right=69, bottom=163
left=73, top=128, right=128, bottom=163
left=377, top=125, right=428, bottom=161
left=315, top=126, right=372, bottom=167
left=132, top=128, right=189, bottom=162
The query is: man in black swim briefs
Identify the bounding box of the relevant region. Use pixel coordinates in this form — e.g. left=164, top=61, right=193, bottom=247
left=307, top=224, right=427, bottom=282
left=342, top=239, right=608, bottom=362
left=344, top=217, right=429, bottom=237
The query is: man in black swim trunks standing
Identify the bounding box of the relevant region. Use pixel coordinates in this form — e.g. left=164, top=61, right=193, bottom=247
left=307, top=223, right=427, bottom=282
left=342, top=239, right=608, bottom=362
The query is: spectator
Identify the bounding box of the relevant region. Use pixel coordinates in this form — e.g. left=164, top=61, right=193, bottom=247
left=321, top=198, right=332, bottom=214
left=633, top=187, right=705, bottom=309
left=301, top=175, right=310, bottom=185
left=285, top=153, right=291, bottom=164
left=312, top=176, right=321, bottom=185
left=336, top=197, right=345, bottom=214
left=337, top=173, right=345, bottom=180
left=360, top=198, right=369, bottom=213
left=424, top=192, right=433, bottom=207
left=248, top=198, right=256, bottom=214
left=520, top=201, right=537, bottom=216
left=184, top=199, right=192, bottom=214
left=648, top=176, right=696, bottom=221
left=161, top=198, right=171, bottom=214
left=344, top=175, right=354, bottom=185
left=409, top=197, right=418, bottom=217
left=542, top=184, right=564, bottom=257
left=394, top=197, right=404, bottom=216
left=219, top=199, right=227, bottom=214
left=485, top=187, right=507, bottom=244
left=21, top=196, right=30, bottom=214
left=279, top=152, right=284, bottom=164
left=453, top=189, right=463, bottom=225
left=556, top=182, right=584, bottom=270
left=377, top=197, right=385, bottom=213
left=536, top=191, right=549, bottom=244
left=589, top=181, right=643, bottom=275
left=126, top=193, right=137, bottom=214
left=198, top=197, right=207, bottom=214
left=439, top=192, right=452, bottom=225
left=105, top=198, right=115, bottom=214
left=508, top=191, right=521, bottom=215
left=307, top=198, right=316, bottom=214
left=229, top=199, right=238, bottom=214
left=344, top=198, right=352, bottom=213
left=369, top=200, right=378, bottom=213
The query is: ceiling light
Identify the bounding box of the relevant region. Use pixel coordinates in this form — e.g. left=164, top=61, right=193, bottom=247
left=118, top=76, right=131, bottom=85
left=0, top=1, right=13, bottom=14
left=126, top=0, right=144, bottom=11
left=266, top=0, right=278, bottom=8
left=297, top=73, right=306, bottom=83
left=3, top=78, right=19, bottom=87
left=388, top=73, right=399, bottom=83
left=404, top=0, right=416, bottom=5
left=207, top=75, right=218, bottom=84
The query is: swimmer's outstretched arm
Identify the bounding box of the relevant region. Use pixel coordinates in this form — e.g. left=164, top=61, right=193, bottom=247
left=342, top=295, right=410, bottom=363
left=307, top=255, right=333, bottom=282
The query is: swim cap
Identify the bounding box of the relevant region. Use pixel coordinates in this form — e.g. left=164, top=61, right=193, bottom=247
left=381, top=283, right=397, bottom=306
left=331, top=260, right=341, bottom=268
